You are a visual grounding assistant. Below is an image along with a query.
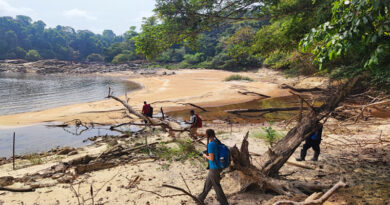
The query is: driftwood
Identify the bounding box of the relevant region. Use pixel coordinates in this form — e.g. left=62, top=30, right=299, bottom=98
left=178, top=103, right=208, bottom=112
left=226, top=107, right=311, bottom=114
left=281, top=84, right=323, bottom=93
left=273, top=179, right=346, bottom=205
left=238, top=91, right=271, bottom=98
left=107, top=88, right=188, bottom=135
left=0, top=186, right=35, bottom=192
left=162, top=184, right=205, bottom=205
left=285, top=161, right=315, bottom=170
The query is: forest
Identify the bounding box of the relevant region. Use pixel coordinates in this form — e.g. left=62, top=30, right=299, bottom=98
left=1, top=0, right=389, bottom=90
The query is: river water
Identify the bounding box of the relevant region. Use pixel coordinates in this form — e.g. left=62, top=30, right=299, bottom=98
left=0, top=72, right=140, bottom=157
left=0, top=72, right=139, bottom=116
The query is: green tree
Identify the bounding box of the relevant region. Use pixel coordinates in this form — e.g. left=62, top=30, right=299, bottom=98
left=26, top=49, right=41, bottom=61
left=86, top=53, right=104, bottom=62
left=300, top=0, right=390, bottom=87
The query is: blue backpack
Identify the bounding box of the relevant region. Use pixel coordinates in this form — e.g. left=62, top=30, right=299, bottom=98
left=215, top=139, right=231, bottom=169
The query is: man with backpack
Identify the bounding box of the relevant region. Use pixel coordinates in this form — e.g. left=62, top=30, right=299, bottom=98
left=187, top=110, right=202, bottom=139
left=142, top=101, right=153, bottom=123
left=296, top=123, right=323, bottom=161
left=197, top=129, right=229, bottom=205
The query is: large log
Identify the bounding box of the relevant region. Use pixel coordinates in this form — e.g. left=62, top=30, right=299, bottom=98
left=229, top=75, right=361, bottom=195
left=226, top=107, right=311, bottom=114
left=259, top=75, right=361, bottom=177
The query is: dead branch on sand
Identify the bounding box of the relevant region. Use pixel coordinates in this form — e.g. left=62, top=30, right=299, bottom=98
left=162, top=184, right=205, bottom=205
left=272, top=179, right=346, bottom=205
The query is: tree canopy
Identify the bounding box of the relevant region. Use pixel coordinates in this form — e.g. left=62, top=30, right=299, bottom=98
left=0, top=15, right=126, bottom=62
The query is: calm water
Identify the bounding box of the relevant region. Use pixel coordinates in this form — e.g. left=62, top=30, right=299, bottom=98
left=0, top=124, right=118, bottom=157
left=0, top=72, right=139, bottom=116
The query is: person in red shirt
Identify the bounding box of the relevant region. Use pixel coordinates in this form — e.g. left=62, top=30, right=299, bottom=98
left=142, top=101, right=150, bottom=115
left=142, top=101, right=150, bottom=123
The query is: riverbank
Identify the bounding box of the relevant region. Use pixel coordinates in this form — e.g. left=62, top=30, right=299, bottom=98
left=0, top=117, right=389, bottom=204
left=0, top=68, right=318, bottom=127
left=0, top=66, right=389, bottom=204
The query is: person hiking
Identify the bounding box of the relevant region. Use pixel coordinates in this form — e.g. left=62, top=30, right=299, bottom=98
left=187, top=110, right=202, bottom=139
left=296, top=123, right=323, bottom=161
left=142, top=101, right=152, bottom=123
left=198, top=129, right=229, bottom=205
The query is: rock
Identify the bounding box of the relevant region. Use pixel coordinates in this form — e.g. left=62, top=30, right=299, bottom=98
left=75, top=162, right=116, bottom=175
left=57, top=146, right=75, bottom=155
left=53, top=163, right=68, bottom=173
left=21, top=176, right=36, bottom=183
left=0, top=176, right=14, bottom=187
left=107, top=140, right=118, bottom=146
left=69, top=155, right=95, bottom=166
left=106, top=186, right=111, bottom=192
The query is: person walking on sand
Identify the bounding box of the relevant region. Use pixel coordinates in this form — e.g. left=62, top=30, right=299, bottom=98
left=296, top=123, right=323, bottom=161
left=142, top=101, right=151, bottom=123
left=187, top=110, right=202, bottom=139
left=198, top=129, right=229, bottom=205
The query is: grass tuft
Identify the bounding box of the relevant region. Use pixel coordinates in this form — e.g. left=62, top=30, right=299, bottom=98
left=224, top=74, right=253, bottom=82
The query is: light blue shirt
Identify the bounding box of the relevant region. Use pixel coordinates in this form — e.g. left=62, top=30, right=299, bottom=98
left=208, top=141, right=219, bottom=169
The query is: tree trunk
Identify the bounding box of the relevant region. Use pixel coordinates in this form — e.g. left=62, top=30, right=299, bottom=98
left=229, top=75, right=361, bottom=194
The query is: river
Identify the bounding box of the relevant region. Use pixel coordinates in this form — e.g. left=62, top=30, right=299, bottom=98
left=0, top=72, right=140, bottom=157
left=0, top=72, right=139, bottom=116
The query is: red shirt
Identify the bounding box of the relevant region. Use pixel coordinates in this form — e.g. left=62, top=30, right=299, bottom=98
left=142, top=104, right=150, bottom=115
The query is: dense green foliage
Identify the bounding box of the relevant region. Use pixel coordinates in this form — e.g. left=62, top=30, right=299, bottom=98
left=301, top=0, right=390, bottom=87
left=2, top=1, right=389, bottom=88
left=129, top=0, right=389, bottom=87
left=0, top=15, right=125, bottom=61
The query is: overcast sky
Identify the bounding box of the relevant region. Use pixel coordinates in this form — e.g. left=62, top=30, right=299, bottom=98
left=0, top=0, right=156, bottom=35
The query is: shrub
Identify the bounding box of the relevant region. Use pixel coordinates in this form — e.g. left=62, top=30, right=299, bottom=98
left=25, top=50, right=41, bottom=61
left=112, top=51, right=137, bottom=64
left=86, top=53, right=104, bottom=62
left=250, top=127, right=284, bottom=147
left=183, top=53, right=203, bottom=65
left=224, top=74, right=253, bottom=82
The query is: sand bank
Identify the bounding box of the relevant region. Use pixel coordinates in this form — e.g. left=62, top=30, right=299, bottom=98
left=0, top=69, right=294, bottom=127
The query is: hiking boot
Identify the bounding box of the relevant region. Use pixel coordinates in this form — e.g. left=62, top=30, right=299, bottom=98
left=311, top=151, right=320, bottom=161
left=296, top=157, right=305, bottom=161
left=296, top=149, right=306, bottom=161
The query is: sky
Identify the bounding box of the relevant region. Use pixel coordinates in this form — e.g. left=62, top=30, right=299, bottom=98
left=0, top=0, right=156, bottom=35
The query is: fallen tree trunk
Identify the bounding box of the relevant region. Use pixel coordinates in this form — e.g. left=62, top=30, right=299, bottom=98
left=229, top=75, right=361, bottom=196
left=178, top=103, right=208, bottom=112
left=281, top=84, right=324, bottom=93
left=238, top=91, right=271, bottom=98
left=226, top=107, right=311, bottom=114
left=259, top=75, right=361, bottom=177
left=0, top=186, right=35, bottom=192
left=272, top=179, right=346, bottom=205
left=106, top=88, right=188, bottom=135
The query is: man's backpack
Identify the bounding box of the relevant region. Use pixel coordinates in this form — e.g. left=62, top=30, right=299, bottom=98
left=149, top=105, right=153, bottom=118
left=195, top=114, right=202, bottom=128
left=215, top=139, right=230, bottom=169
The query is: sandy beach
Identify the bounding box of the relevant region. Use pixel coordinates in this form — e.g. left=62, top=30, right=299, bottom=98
left=0, top=69, right=297, bottom=127
left=0, top=68, right=389, bottom=205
